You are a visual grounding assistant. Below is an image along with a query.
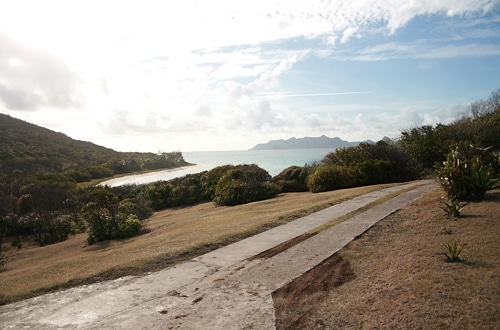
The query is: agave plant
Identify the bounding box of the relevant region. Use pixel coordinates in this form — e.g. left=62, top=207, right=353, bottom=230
left=444, top=241, right=466, bottom=263
left=442, top=196, right=468, bottom=218
left=437, top=142, right=500, bottom=201
left=463, top=160, right=500, bottom=200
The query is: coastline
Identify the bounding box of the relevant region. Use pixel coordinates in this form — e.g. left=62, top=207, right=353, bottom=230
left=100, top=149, right=332, bottom=187
left=99, top=163, right=208, bottom=187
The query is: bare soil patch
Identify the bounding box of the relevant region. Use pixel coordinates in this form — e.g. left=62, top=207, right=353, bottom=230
left=273, top=254, right=356, bottom=329
left=248, top=232, right=317, bottom=261
left=273, top=188, right=500, bottom=329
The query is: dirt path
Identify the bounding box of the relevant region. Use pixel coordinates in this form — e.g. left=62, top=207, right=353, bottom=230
left=0, top=181, right=436, bottom=329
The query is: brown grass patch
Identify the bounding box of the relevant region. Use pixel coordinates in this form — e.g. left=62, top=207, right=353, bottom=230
left=274, top=188, right=500, bottom=329
left=0, top=183, right=397, bottom=304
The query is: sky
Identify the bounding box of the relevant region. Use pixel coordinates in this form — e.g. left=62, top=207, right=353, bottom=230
left=0, top=0, right=499, bottom=152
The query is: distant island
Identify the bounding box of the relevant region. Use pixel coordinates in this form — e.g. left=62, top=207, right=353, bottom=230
left=250, top=135, right=384, bottom=150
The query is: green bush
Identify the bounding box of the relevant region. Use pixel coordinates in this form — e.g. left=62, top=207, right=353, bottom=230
left=117, top=214, right=142, bottom=238
left=201, top=165, right=239, bottom=199
left=118, top=198, right=152, bottom=220
left=83, top=186, right=143, bottom=245
left=84, top=203, right=113, bottom=245
left=66, top=170, right=92, bottom=183
left=309, top=141, right=421, bottom=193
left=35, top=214, right=77, bottom=246
left=213, top=164, right=280, bottom=206
left=437, top=142, right=499, bottom=201
left=352, top=160, right=392, bottom=185
left=169, top=174, right=205, bottom=206
left=308, top=165, right=354, bottom=193
left=272, top=166, right=309, bottom=192
left=86, top=165, right=114, bottom=179
left=139, top=181, right=174, bottom=210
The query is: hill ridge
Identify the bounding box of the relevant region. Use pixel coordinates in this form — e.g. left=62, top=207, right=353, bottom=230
left=250, top=135, right=383, bottom=150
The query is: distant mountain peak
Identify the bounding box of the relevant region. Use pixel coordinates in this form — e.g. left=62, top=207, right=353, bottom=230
left=250, top=136, right=362, bottom=150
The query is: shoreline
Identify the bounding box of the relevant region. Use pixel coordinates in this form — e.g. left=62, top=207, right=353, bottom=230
left=99, top=163, right=210, bottom=187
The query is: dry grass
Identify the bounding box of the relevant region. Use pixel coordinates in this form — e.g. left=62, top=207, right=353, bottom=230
left=290, top=188, right=500, bottom=329
left=0, top=183, right=395, bottom=304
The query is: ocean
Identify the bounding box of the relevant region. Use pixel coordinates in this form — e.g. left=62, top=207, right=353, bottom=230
left=101, top=149, right=333, bottom=187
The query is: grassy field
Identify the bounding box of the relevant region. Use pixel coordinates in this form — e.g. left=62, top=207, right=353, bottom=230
left=0, top=183, right=393, bottom=304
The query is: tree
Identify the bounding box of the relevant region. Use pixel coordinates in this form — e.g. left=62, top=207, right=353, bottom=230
left=83, top=186, right=143, bottom=244
left=399, top=90, right=500, bottom=172
left=399, top=125, right=450, bottom=170
left=139, top=181, right=174, bottom=210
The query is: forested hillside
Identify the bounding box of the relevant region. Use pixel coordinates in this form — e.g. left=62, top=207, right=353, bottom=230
left=0, top=114, right=191, bottom=250
left=0, top=114, right=119, bottom=161
left=0, top=114, right=188, bottom=183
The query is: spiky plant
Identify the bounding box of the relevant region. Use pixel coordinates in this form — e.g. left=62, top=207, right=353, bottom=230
left=442, top=196, right=468, bottom=218
left=444, top=241, right=466, bottom=263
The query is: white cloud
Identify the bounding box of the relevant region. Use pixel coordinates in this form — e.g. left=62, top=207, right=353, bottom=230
left=340, top=27, right=359, bottom=43
left=0, top=32, right=84, bottom=111
left=0, top=0, right=497, bottom=151
left=385, top=0, right=497, bottom=33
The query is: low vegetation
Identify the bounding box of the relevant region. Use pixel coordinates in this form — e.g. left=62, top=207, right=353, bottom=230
left=274, top=188, right=500, bottom=329
left=308, top=141, right=421, bottom=192
left=444, top=241, right=466, bottom=263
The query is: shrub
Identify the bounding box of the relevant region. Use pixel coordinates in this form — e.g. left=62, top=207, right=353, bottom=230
left=83, top=186, right=143, bottom=245
left=399, top=125, right=453, bottom=170
left=35, top=213, right=77, bottom=246
left=118, top=198, right=153, bottom=220
left=84, top=202, right=114, bottom=245
left=117, top=214, right=142, bottom=238
left=441, top=197, right=468, bottom=218
left=444, top=241, right=466, bottom=263
left=352, top=160, right=392, bottom=185
left=463, top=160, right=500, bottom=200
left=272, top=166, right=309, bottom=192
left=66, top=170, right=92, bottom=183
left=437, top=142, right=499, bottom=201
left=308, top=165, right=354, bottom=193
left=169, top=173, right=205, bottom=206
left=213, top=164, right=280, bottom=206
left=139, top=181, right=174, bottom=210
left=201, top=165, right=242, bottom=199
left=319, top=141, right=421, bottom=192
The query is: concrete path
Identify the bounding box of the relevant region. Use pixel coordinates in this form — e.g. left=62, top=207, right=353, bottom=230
left=0, top=180, right=437, bottom=329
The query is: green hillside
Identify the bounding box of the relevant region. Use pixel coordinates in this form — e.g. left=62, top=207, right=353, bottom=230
left=0, top=113, right=120, bottom=160
left=0, top=114, right=187, bottom=182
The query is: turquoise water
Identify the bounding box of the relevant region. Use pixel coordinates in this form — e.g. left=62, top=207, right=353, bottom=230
left=102, top=149, right=333, bottom=187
